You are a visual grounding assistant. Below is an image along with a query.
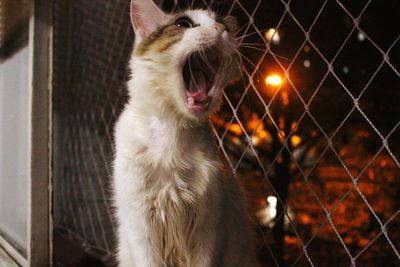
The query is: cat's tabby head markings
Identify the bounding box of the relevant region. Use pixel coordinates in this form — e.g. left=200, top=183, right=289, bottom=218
left=129, top=0, right=241, bottom=122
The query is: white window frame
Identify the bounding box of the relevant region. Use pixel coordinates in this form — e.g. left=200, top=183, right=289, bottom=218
left=0, top=0, right=53, bottom=266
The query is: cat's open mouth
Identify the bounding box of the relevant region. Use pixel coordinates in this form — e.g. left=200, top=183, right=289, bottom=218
left=182, top=49, right=221, bottom=113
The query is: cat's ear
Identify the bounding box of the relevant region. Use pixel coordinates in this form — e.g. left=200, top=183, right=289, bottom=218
left=224, top=16, right=239, bottom=35
left=130, top=0, right=167, bottom=41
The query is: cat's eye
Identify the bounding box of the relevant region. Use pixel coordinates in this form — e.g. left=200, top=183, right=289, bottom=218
left=175, top=17, right=194, bottom=28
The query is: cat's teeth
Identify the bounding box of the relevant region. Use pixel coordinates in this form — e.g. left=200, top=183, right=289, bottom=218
left=187, top=91, right=211, bottom=112
left=188, top=97, right=195, bottom=106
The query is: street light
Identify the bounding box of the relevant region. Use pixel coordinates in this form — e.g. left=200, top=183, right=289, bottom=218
left=265, top=74, right=283, bottom=87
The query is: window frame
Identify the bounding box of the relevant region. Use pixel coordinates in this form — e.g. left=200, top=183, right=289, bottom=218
left=0, top=0, right=53, bottom=266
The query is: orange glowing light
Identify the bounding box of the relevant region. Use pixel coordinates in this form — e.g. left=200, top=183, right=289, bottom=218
left=247, top=113, right=260, bottom=131
left=258, top=130, right=272, bottom=143
left=299, top=214, right=312, bottom=224
left=229, top=123, right=243, bottom=135
left=282, top=91, right=289, bottom=106
left=259, top=130, right=267, bottom=138
left=291, top=135, right=302, bottom=147
left=380, top=160, right=387, bottom=167
left=284, top=235, right=299, bottom=245
left=291, top=122, right=298, bottom=131
left=278, top=131, right=285, bottom=142
left=231, top=136, right=242, bottom=145
left=252, top=136, right=261, bottom=146
left=265, top=74, right=283, bottom=86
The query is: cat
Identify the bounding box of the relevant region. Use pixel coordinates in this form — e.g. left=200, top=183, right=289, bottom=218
left=113, top=0, right=259, bottom=266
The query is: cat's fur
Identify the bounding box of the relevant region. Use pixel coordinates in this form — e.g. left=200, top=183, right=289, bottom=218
left=113, top=0, right=258, bottom=266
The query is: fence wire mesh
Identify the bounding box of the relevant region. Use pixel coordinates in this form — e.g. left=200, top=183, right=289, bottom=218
left=53, top=0, right=400, bottom=266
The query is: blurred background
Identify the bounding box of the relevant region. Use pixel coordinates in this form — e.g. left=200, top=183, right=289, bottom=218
left=49, top=0, right=400, bottom=266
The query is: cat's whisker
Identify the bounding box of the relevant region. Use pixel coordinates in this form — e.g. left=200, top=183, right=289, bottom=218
left=182, top=0, right=192, bottom=11
left=239, top=41, right=267, bottom=45
left=237, top=29, right=268, bottom=40
left=240, top=56, right=263, bottom=74
left=199, top=48, right=214, bottom=73
left=215, top=43, right=233, bottom=57
left=239, top=43, right=267, bottom=47
left=213, top=1, right=226, bottom=18
left=233, top=48, right=268, bottom=79
left=235, top=22, right=252, bottom=36
left=239, top=45, right=292, bottom=62
left=240, top=45, right=268, bottom=53
left=227, top=3, right=243, bottom=15
left=188, top=55, right=199, bottom=91
left=266, top=51, right=292, bottom=62
left=214, top=45, right=235, bottom=72
left=234, top=51, right=249, bottom=90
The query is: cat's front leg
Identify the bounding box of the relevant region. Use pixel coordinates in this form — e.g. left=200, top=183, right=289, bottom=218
left=117, top=226, right=136, bottom=267
left=118, top=218, right=160, bottom=267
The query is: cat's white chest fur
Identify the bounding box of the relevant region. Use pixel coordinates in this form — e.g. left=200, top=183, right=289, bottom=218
left=147, top=116, right=178, bottom=163
left=114, top=110, right=220, bottom=267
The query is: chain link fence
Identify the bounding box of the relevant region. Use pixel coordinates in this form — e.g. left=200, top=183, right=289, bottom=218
left=53, top=0, right=400, bottom=266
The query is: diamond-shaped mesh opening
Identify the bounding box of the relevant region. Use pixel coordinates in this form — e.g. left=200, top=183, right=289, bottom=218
left=52, top=0, right=400, bottom=266
left=309, top=0, right=354, bottom=61
left=306, top=222, right=352, bottom=266
left=356, top=152, right=400, bottom=223
left=306, top=148, right=354, bottom=209
left=359, top=64, right=400, bottom=136
left=286, top=179, right=328, bottom=263
left=336, top=0, right=370, bottom=17
left=268, top=14, right=306, bottom=61
left=330, top=189, right=382, bottom=256
left=355, top=232, right=400, bottom=266
left=333, top=31, right=383, bottom=96
left=330, top=110, right=384, bottom=174
left=266, top=88, right=305, bottom=139
left=308, top=73, right=354, bottom=133
left=385, top=213, right=400, bottom=254
left=359, top=0, right=400, bottom=51
left=289, top=42, right=329, bottom=102
left=290, top=0, right=326, bottom=31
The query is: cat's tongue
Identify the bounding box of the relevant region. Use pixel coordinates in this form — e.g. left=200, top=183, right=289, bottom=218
left=187, top=71, right=211, bottom=111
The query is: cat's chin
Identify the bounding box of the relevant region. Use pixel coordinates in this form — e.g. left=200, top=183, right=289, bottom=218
left=181, top=48, right=222, bottom=116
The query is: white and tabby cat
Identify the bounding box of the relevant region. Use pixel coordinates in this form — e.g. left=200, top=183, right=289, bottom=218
left=113, top=0, right=259, bottom=266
